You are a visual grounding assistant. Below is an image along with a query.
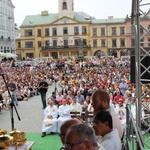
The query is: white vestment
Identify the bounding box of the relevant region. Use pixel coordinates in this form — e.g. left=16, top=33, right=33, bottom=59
left=42, top=105, right=58, bottom=133
left=98, top=129, right=122, bottom=150
left=70, top=102, right=82, bottom=113
left=107, top=106, right=123, bottom=139
left=57, top=104, right=71, bottom=133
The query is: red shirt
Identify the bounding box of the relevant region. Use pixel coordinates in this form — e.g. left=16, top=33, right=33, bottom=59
left=113, top=95, right=124, bottom=104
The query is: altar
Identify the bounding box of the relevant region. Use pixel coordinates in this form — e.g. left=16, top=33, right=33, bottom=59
left=8, top=141, right=35, bottom=150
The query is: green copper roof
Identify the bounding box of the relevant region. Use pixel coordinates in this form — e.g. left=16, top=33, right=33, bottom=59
left=20, top=11, right=125, bottom=27
left=74, top=12, right=90, bottom=22
left=92, top=18, right=126, bottom=24
left=20, top=13, right=58, bottom=27
left=20, top=12, right=90, bottom=27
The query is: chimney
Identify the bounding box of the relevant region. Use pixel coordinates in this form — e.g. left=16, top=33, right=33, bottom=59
left=41, top=10, right=49, bottom=16
left=108, top=16, right=113, bottom=19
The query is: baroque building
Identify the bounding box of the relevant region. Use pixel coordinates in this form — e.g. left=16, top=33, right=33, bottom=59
left=15, top=0, right=150, bottom=59
left=0, top=0, right=16, bottom=53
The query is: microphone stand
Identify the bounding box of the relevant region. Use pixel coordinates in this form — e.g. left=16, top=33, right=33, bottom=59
left=1, top=73, right=21, bottom=130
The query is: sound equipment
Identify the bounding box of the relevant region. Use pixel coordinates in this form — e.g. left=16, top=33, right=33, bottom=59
left=130, top=56, right=150, bottom=83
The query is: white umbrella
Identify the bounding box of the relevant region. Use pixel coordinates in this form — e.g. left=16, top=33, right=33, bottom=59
left=5, top=53, right=18, bottom=58
left=0, top=52, right=6, bottom=57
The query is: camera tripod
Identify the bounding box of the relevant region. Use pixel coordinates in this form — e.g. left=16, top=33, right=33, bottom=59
left=0, top=73, right=21, bottom=130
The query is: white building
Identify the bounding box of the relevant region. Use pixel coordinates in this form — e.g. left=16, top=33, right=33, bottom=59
left=0, top=0, right=16, bottom=53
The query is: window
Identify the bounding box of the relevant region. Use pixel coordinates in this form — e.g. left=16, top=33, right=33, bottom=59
left=148, top=38, right=150, bottom=46
left=131, top=26, right=135, bottom=34
left=24, top=30, right=32, bottom=36
left=63, top=27, right=68, bottom=34
left=53, top=40, right=57, bottom=47
left=82, top=39, right=87, bottom=46
left=120, top=27, right=125, bottom=35
left=62, top=2, right=67, bottom=10
left=52, top=28, right=57, bottom=35
left=38, top=41, right=41, bottom=47
left=93, top=40, right=97, bottom=47
left=82, top=26, right=87, bottom=34
left=140, top=25, right=144, bottom=34
left=112, top=27, right=116, bottom=35
left=112, top=39, right=117, bottom=47
left=26, top=53, right=34, bottom=58
left=18, top=42, right=21, bottom=48
left=101, top=28, right=105, bottom=35
left=74, top=27, right=79, bottom=35
left=120, top=39, right=125, bottom=47
left=148, top=25, right=150, bottom=30
left=140, top=38, right=144, bottom=46
left=147, top=24, right=150, bottom=35
left=45, top=28, right=49, bottom=36
left=45, top=40, right=49, bottom=47
left=131, top=39, right=135, bottom=47
left=25, top=42, right=33, bottom=48
left=93, top=28, right=97, bottom=36
left=101, top=39, right=105, bottom=47
left=64, top=40, right=68, bottom=48
left=37, top=29, right=41, bottom=36
left=75, top=39, right=79, bottom=46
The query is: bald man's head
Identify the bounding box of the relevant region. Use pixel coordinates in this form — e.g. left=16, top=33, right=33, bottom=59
left=60, top=119, right=83, bottom=144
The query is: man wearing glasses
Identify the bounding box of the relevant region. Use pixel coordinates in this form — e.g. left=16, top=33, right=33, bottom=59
left=64, top=124, right=105, bottom=150
left=59, top=119, right=83, bottom=150
left=93, top=110, right=121, bottom=150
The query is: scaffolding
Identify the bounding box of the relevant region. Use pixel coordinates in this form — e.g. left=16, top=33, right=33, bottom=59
left=125, top=0, right=150, bottom=149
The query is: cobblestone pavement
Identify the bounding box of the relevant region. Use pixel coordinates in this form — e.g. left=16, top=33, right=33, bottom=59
left=0, top=83, right=59, bottom=133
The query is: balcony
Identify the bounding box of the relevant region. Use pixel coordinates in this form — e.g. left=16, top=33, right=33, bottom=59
left=41, top=45, right=91, bottom=50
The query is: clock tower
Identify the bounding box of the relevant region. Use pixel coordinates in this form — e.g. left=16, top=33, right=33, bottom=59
left=58, top=0, right=74, bottom=18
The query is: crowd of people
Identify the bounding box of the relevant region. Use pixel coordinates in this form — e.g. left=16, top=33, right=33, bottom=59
left=0, top=56, right=150, bottom=150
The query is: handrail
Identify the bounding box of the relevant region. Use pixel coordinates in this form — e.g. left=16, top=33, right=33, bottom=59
left=126, top=104, right=144, bottom=150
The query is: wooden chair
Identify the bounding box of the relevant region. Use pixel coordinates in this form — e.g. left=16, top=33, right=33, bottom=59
left=82, top=111, right=94, bottom=126
left=70, top=111, right=81, bottom=119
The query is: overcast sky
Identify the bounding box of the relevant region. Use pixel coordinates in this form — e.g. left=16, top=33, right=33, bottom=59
left=12, top=0, right=149, bottom=26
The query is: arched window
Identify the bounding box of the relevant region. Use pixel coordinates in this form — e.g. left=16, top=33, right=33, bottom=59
left=62, top=2, right=67, bottom=10
left=94, top=50, right=105, bottom=56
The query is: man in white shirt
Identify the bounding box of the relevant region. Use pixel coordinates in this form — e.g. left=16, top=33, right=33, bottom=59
left=57, top=99, right=71, bottom=133
left=93, top=110, right=122, bottom=150
left=91, top=90, right=123, bottom=139
left=56, top=90, right=64, bottom=103
left=116, top=99, right=126, bottom=129
left=41, top=99, right=58, bottom=137
left=70, top=96, right=82, bottom=113
left=65, top=124, right=105, bottom=150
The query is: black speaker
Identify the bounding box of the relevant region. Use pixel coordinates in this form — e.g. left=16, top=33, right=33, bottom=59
left=131, top=56, right=150, bottom=83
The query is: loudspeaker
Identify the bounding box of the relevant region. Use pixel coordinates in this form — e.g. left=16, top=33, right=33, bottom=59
left=131, top=56, right=150, bottom=83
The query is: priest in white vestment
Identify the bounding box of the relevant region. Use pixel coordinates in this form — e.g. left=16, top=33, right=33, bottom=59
left=57, top=99, right=71, bottom=133
left=41, top=99, right=58, bottom=137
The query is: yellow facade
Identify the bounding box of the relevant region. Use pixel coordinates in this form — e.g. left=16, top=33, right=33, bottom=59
left=15, top=1, right=150, bottom=60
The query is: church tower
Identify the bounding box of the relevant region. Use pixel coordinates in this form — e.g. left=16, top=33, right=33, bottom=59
left=58, top=0, right=74, bottom=18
